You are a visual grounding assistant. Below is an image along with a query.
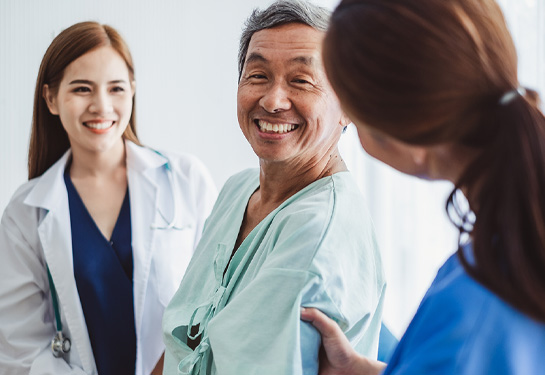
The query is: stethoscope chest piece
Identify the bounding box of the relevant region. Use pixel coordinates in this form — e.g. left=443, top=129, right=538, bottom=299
left=51, top=331, right=71, bottom=357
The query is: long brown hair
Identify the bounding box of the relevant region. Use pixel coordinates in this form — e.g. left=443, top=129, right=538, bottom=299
left=28, top=21, right=140, bottom=179
left=324, top=0, right=545, bottom=321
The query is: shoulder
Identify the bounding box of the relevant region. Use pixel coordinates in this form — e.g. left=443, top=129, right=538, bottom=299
left=9, top=178, right=40, bottom=204
left=268, top=171, right=381, bottom=277
left=221, top=168, right=258, bottom=189
left=267, top=172, right=383, bottom=332
left=0, top=178, right=41, bottom=239
left=411, top=255, right=495, bottom=340
left=391, top=253, right=545, bottom=374
left=2, top=178, right=40, bottom=216
left=130, top=144, right=217, bottom=193
left=274, top=171, right=375, bottom=248
left=214, top=168, right=259, bottom=204
left=151, top=148, right=213, bottom=181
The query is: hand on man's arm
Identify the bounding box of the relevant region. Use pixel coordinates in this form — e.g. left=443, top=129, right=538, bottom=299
left=301, top=307, right=387, bottom=375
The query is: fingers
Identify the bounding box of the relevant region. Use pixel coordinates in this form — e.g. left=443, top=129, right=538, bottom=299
left=301, top=307, right=387, bottom=375
left=300, top=307, right=345, bottom=340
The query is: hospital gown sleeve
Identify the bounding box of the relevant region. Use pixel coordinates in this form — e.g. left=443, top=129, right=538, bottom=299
left=207, top=200, right=382, bottom=375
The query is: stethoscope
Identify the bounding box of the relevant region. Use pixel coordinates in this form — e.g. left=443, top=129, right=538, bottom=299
left=150, top=150, right=187, bottom=231
left=47, top=150, right=184, bottom=357
left=47, top=267, right=71, bottom=357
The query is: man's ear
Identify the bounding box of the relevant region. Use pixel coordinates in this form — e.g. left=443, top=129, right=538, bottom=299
left=340, top=112, right=351, bottom=128
left=43, top=84, right=59, bottom=115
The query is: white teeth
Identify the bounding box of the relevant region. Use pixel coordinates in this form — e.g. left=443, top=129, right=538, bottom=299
left=84, top=121, right=114, bottom=129
left=258, top=120, right=296, bottom=134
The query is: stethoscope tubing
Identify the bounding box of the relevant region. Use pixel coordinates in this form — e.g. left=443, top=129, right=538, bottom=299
left=47, top=267, right=71, bottom=356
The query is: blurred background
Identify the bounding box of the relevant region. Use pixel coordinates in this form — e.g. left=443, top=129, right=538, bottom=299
left=1, top=0, right=543, bottom=337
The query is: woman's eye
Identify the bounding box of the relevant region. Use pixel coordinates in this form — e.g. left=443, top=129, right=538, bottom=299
left=73, top=87, right=91, bottom=93
left=112, top=86, right=125, bottom=92
left=293, top=79, right=311, bottom=84
left=249, top=74, right=267, bottom=80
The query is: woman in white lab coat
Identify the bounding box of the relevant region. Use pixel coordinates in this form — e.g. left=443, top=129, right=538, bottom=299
left=0, top=22, right=217, bottom=375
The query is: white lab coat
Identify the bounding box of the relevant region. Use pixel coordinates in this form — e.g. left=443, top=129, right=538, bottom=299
left=0, top=141, right=217, bottom=375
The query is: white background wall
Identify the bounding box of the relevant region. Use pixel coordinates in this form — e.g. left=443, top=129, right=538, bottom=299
left=1, top=0, right=544, bottom=337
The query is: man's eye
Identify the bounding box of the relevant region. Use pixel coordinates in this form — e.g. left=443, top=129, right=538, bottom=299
left=249, top=74, right=267, bottom=80
left=293, top=79, right=311, bottom=84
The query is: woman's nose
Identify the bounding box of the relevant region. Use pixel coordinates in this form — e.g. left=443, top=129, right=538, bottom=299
left=88, top=90, right=113, bottom=114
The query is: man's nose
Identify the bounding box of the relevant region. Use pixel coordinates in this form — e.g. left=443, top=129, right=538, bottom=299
left=88, top=90, right=113, bottom=114
left=259, top=83, right=291, bottom=113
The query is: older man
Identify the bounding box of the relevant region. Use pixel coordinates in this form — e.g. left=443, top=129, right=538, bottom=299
left=162, top=1, right=385, bottom=374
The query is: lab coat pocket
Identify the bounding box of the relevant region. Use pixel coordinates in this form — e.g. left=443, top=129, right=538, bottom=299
left=153, top=226, right=196, bottom=306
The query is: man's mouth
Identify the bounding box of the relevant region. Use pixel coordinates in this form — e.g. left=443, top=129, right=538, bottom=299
left=256, top=120, right=299, bottom=134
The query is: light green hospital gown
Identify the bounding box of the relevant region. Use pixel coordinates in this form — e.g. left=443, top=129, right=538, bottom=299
left=162, top=169, right=386, bottom=375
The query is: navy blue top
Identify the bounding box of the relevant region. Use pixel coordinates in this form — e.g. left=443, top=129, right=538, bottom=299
left=383, top=244, right=545, bottom=375
left=64, top=171, right=136, bottom=375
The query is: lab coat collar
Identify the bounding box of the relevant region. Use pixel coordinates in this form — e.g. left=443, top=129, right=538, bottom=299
left=125, top=140, right=168, bottom=173
left=23, top=150, right=71, bottom=210
left=23, top=140, right=167, bottom=210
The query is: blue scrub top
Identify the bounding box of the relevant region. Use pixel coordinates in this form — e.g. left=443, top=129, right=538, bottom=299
left=383, top=244, right=545, bottom=375
left=64, top=171, right=136, bottom=375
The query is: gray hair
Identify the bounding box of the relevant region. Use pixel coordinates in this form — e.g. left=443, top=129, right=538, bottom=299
left=238, top=0, right=331, bottom=81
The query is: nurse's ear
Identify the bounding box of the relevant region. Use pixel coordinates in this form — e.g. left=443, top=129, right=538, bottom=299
left=42, top=84, right=59, bottom=115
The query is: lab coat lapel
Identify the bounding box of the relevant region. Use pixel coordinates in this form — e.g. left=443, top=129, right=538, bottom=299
left=24, top=151, right=97, bottom=374
left=125, top=141, right=167, bottom=342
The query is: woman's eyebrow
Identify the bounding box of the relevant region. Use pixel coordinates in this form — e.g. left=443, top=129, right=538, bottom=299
left=68, top=79, right=128, bottom=85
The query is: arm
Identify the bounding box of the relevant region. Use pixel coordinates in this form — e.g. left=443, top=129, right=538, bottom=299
left=0, top=205, right=87, bottom=375
left=207, top=199, right=384, bottom=375
left=301, top=308, right=386, bottom=375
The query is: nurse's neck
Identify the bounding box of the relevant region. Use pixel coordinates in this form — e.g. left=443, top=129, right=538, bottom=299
left=69, top=139, right=127, bottom=179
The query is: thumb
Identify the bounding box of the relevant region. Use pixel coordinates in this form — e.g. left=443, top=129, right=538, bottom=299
left=301, top=307, right=348, bottom=343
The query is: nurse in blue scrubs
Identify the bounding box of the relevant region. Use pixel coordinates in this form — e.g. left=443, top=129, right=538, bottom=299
left=301, top=0, right=545, bottom=374
left=0, top=22, right=216, bottom=375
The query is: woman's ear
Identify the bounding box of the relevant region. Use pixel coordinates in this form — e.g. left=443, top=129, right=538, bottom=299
left=131, top=80, right=136, bottom=97
left=42, top=84, right=59, bottom=115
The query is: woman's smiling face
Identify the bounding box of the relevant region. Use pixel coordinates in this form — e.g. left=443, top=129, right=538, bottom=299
left=43, top=46, right=134, bottom=156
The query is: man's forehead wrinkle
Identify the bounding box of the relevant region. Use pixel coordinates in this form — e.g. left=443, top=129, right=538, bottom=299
left=246, top=44, right=320, bottom=64
left=250, top=38, right=321, bottom=50
left=245, top=26, right=323, bottom=71
left=246, top=52, right=316, bottom=65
